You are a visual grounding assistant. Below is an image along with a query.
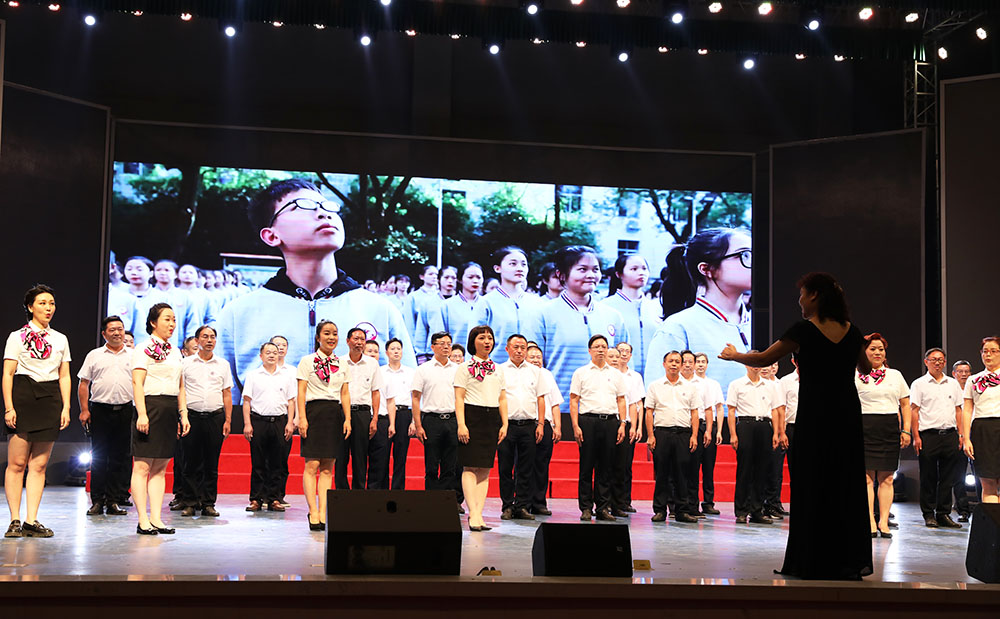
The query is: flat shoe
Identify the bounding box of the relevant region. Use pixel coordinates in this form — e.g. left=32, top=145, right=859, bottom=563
left=136, top=524, right=158, bottom=535
left=152, top=525, right=175, bottom=534
left=5, top=520, right=22, bottom=538
left=308, top=515, right=323, bottom=531
left=21, top=521, right=54, bottom=537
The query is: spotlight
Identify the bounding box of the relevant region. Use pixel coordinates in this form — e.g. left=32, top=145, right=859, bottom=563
left=938, top=47, right=948, bottom=60
left=892, top=471, right=898, bottom=480
left=905, top=12, right=919, bottom=23
left=966, top=473, right=976, bottom=486
left=360, top=34, right=372, bottom=46
left=708, top=2, right=722, bottom=14
left=618, top=51, right=629, bottom=62
left=380, top=0, right=392, bottom=5
left=833, top=54, right=845, bottom=62
left=807, top=19, right=820, bottom=30
left=858, top=7, right=873, bottom=21
left=671, top=12, right=684, bottom=24
left=132, top=10, right=143, bottom=16
left=450, top=34, right=461, bottom=39
left=532, top=38, right=544, bottom=44
left=795, top=53, right=805, bottom=60
left=224, top=25, right=237, bottom=37
left=405, top=29, right=417, bottom=36
left=617, top=0, right=630, bottom=7
left=8, top=1, right=19, bottom=6
left=697, top=48, right=708, bottom=55
left=757, top=2, right=772, bottom=16
left=977, top=27, right=988, bottom=40
left=272, top=21, right=283, bottom=27
left=488, top=43, right=501, bottom=55
left=78, top=451, right=92, bottom=466
left=658, top=46, right=669, bottom=53
left=570, top=0, right=583, bottom=5
left=180, top=13, right=193, bottom=21
left=315, top=24, right=327, bottom=30
left=47, top=3, right=60, bottom=11
left=575, top=41, right=587, bottom=47
left=84, top=14, right=96, bottom=26
left=527, top=3, right=539, bottom=14
left=743, top=58, right=755, bottom=70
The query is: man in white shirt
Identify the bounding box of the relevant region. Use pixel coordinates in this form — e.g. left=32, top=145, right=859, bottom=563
left=761, top=362, right=788, bottom=519
left=269, top=334, right=297, bottom=507
left=612, top=342, right=645, bottom=517
left=570, top=335, right=628, bottom=521
left=951, top=359, right=975, bottom=522
left=336, top=327, right=384, bottom=490
left=778, top=356, right=800, bottom=478
left=179, top=325, right=234, bottom=517
left=727, top=361, right=783, bottom=524
left=412, top=332, right=463, bottom=512
left=369, top=338, right=416, bottom=490
left=242, top=342, right=296, bottom=512
left=911, top=348, right=965, bottom=529
left=645, top=350, right=701, bottom=523
left=526, top=343, right=562, bottom=516
left=498, top=334, right=546, bottom=520
left=689, top=352, right=725, bottom=516
left=78, top=316, right=133, bottom=516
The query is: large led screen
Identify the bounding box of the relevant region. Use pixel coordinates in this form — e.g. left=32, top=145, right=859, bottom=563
left=108, top=163, right=751, bottom=405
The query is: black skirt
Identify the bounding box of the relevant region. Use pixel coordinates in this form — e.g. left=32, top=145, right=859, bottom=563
left=862, top=413, right=900, bottom=472
left=971, top=417, right=1000, bottom=479
left=300, top=399, right=345, bottom=460
left=8, top=374, right=62, bottom=442
left=133, top=395, right=179, bottom=459
left=458, top=404, right=502, bottom=469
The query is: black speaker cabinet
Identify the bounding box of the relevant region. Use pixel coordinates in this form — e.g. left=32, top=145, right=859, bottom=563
left=325, top=490, right=462, bottom=575
left=532, top=522, right=632, bottom=577
left=967, top=503, right=1000, bottom=583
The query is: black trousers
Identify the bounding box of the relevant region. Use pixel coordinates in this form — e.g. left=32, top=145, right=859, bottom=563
left=918, top=429, right=965, bottom=518
left=784, top=423, right=795, bottom=480
left=734, top=418, right=773, bottom=518
left=578, top=415, right=618, bottom=513
left=366, top=415, right=391, bottom=489
left=686, top=419, right=718, bottom=509
left=249, top=413, right=287, bottom=503
left=498, top=420, right=536, bottom=511
left=335, top=405, right=372, bottom=490
left=422, top=413, right=459, bottom=500
left=531, top=421, right=554, bottom=510
left=955, top=458, right=976, bottom=516
left=278, top=431, right=292, bottom=500
left=653, top=427, right=695, bottom=516
left=89, top=402, right=133, bottom=505
left=390, top=407, right=413, bottom=489
left=612, top=422, right=635, bottom=510
left=181, top=409, right=226, bottom=508
left=171, top=436, right=185, bottom=499
left=765, top=432, right=787, bottom=510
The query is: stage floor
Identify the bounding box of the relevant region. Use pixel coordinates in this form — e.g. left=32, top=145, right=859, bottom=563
left=0, top=488, right=980, bottom=584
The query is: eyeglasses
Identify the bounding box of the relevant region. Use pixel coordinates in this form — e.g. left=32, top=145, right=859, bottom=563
left=721, top=249, right=752, bottom=268
left=270, top=198, right=342, bottom=226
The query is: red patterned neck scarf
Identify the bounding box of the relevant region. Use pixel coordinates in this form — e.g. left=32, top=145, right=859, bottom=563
left=314, top=353, right=340, bottom=383
left=973, top=372, right=1000, bottom=394
left=468, top=357, right=496, bottom=382
left=144, top=338, right=171, bottom=362
left=859, top=367, right=885, bottom=385
left=20, top=324, right=51, bottom=360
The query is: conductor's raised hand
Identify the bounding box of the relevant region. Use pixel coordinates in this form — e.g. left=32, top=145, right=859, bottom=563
left=719, top=344, right=740, bottom=361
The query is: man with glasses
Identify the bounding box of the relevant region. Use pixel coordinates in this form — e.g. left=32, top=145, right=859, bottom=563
left=216, top=179, right=416, bottom=402
left=910, top=348, right=965, bottom=528
left=951, top=359, right=976, bottom=521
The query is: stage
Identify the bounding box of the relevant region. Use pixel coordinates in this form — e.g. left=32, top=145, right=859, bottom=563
left=3, top=488, right=1000, bottom=618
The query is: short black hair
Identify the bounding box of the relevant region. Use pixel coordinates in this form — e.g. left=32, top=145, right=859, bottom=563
left=346, top=327, right=367, bottom=340
left=195, top=325, right=217, bottom=338
left=365, top=339, right=380, bottom=350
left=663, top=350, right=682, bottom=362
left=100, top=315, right=124, bottom=332
left=506, top=333, right=527, bottom=345
left=270, top=334, right=289, bottom=345
left=588, top=334, right=608, bottom=348
left=451, top=343, right=465, bottom=355
left=386, top=337, right=403, bottom=350
left=680, top=349, right=696, bottom=362
left=23, top=284, right=55, bottom=320
left=430, top=332, right=452, bottom=346
left=467, top=325, right=496, bottom=357
left=247, top=178, right=323, bottom=233
left=259, top=342, right=278, bottom=355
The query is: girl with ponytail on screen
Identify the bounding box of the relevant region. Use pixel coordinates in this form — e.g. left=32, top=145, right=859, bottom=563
left=471, top=247, right=538, bottom=365
left=600, top=254, right=662, bottom=378
left=644, top=228, right=752, bottom=394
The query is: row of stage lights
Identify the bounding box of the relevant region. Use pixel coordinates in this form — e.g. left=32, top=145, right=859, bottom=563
left=12, top=0, right=991, bottom=63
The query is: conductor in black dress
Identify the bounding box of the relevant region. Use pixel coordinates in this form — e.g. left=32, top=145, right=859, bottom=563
left=721, top=272, right=873, bottom=580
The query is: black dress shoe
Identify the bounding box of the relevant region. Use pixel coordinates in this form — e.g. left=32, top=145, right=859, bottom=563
left=86, top=503, right=104, bottom=516
left=151, top=524, right=175, bottom=534
left=611, top=508, right=630, bottom=518
left=696, top=512, right=707, bottom=519
left=735, top=515, right=748, bottom=523
left=479, top=524, right=493, bottom=531
left=308, top=516, right=323, bottom=532
left=773, top=505, right=789, bottom=516
left=624, top=505, right=637, bottom=513
left=169, top=502, right=183, bottom=512
left=924, top=516, right=939, bottom=528
left=180, top=507, right=196, bottom=517
left=21, top=521, right=54, bottom=537
left=512, top=507, right=535, bottom=520
left=676, top=513, right=699, bottom=523
left=958, top=513, right=970, bottom=523
left=531, top=507, right=552, bottom=516
left=871, top=531, right=878, bottom=538
left=878, top=529, right=892, bottom=539
left=748, top=513, right=773, bottom=525
left=936, top=514, right=962, bottom=529
left=469, top=525, right=483, bottom=532
left=105, top=503, right=127, bottom=516
left=766, top=508, right=785, bottom=521
left=702, top=506, right=721, bottom=515
left=5, top=520, right=22, bottom=538
left=201, top=506, right=220, bottom=517
left=595, top=510, right=617, bottom=522
left=888, top=521, right=898, bottom=529
left=119, top=499, right=134, bottom=507
left=651, top=512, right=667, bottom=522
left=500, top=508, right=514, bottom=520
left=580, top=509, right=593, bottom=521
left=136, top=524, right=158, bottom=535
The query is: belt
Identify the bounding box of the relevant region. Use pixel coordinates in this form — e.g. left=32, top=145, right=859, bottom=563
left=921, top=427, right=957, bottom=435
left=251, top=412, right=287, bottom=423
left=190, top=409, right=223, bottom=418
left=395, top=406, right=412, bottom=412
left=509, top=418, right=537, bottom=426
left=738, top=416, right=771, bottom=423
left=351, top=404, right=372, bottom=412
left=656, top=426, right=691, bottom=433
left=423, top=412, right=454, bottom=420
left=581, top=413, right=619, bottom=420
left=92, top=402, right=132, bottom=411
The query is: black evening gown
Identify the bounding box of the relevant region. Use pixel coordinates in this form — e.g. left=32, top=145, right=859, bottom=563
left=776, top=320, right=873, bottom=580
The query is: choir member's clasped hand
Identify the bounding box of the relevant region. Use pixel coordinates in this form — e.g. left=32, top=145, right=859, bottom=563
left=497, top=424, right=507, bottom=445
left=343, top=420, right=352, bottom=440
left=60, top=406, right=70, bottom=430
left=136, top=414, right=150, bottom=434
left=4, top=408, right=15, bottom=429
left=458, top=423, right=470, bottom=444
left=615, top=423, right=625, bottom=445
left=298, top=418, right=308, bottom=439
left=719, top=343, right=739, bottom=361
left=243, top=422, right=254, bottom=441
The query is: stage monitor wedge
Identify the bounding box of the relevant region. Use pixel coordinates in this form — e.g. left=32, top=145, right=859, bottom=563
left=532, top=522, right=632, bottom=577
left=325, top=490, right=462, bottom=575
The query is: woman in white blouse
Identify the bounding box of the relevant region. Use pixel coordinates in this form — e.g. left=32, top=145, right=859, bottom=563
left=963, top=336, right=1000, bottom=505
left=855, top=333, right=910, bottom=538
left=3, top=285, right=72, bottom=538
left=297, top=320, right=351, bottom=532
left=132, top=303, right=190, bottom=535
left=456, top=325, right=508, bottom=531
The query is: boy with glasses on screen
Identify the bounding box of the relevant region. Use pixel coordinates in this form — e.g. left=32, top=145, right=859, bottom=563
left=216, top=179, right=416, bottom=401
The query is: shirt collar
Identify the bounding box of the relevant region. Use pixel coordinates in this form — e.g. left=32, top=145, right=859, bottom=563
left=103, top=344, right=128, bottom=355
left=696, top=297, right=750, bottom=325
left=431, top=358, right=454, bottom=368
left=925, top=372, right=949, bottom=384
left=561, top=292, right=594, bottom=313
left=263, top=267, right=361, bottom=300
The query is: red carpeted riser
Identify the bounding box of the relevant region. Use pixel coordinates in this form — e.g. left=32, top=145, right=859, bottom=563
left=89, top=435, right=790, bottom=502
